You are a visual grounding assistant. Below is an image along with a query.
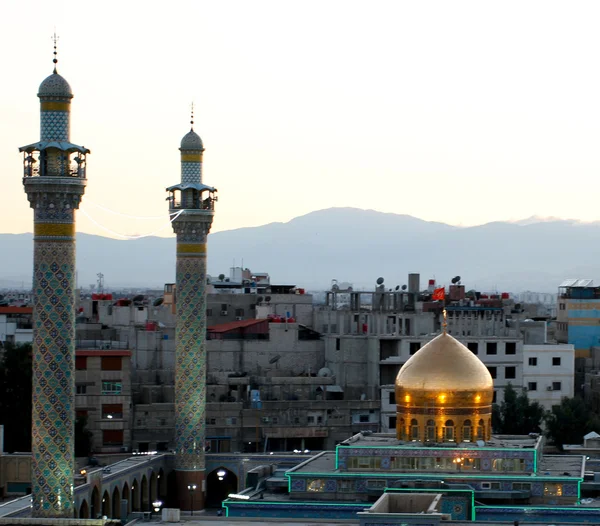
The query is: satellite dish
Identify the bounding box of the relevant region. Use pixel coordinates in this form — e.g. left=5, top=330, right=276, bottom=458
left=318, top=367, right=333, bottom=377
left=265, top=296, right=272, bottom=302
left=257, top=296, right=264, bottom=303
left=401, top=284, right=407, bottom=291
left=376, top=277, right=384, bottom=285
left=331, top=284, right=340, bottom=292
left=451, top=276, right=461, bottom=284
left=395, top=285, right=400, bottom=291
left=132, top=294, right=144, bottom=302
left=269, top=354, right=281, bottom=364
left=153, top=298, right=164, bottom=307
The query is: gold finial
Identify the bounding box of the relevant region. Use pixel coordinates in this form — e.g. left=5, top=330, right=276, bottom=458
left=442, top=309, right=447, bottom=334
left=52, top=31, right=59, bottom=74
left=190, top=102, right=195, bottom=131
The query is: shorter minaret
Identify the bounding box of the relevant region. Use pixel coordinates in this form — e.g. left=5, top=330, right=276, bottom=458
left=20, top=36, right=89, bottom=518
left=167, top=107, right=217, bottom=510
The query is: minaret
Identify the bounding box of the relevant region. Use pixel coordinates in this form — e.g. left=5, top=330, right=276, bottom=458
left=19, top=38, right=88, bottom=518
left=167, top=108, right=217, bottom=511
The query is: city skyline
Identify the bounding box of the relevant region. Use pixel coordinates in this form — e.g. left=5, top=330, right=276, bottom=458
left=4, top=1, right=600, bottom=240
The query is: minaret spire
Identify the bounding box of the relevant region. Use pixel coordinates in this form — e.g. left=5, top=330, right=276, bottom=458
left=190, top=102, right=195, bottom=131
left=52, top=31, right=58, bottom=74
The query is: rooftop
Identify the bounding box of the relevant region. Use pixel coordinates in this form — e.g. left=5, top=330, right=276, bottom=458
left=207, top=318, right=269, bottom=333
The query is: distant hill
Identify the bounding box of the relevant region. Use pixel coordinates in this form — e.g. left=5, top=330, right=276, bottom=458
left=1, top=207, right=599, bottom=292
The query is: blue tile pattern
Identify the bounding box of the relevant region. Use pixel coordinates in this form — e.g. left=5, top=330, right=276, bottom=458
left=41, top=111, right=69, bottom=142
left=181, top=161, right=202, bottom=185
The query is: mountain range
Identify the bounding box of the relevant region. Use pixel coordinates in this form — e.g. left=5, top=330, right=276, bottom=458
left=1, top=207, right=599, bottom=292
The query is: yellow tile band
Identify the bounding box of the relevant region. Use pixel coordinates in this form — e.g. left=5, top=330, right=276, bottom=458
left=181, top=153, right=203, bottom=162
left=177, top=243, right=206, bottom=254
left=41, top=101, right=70, bottom=111
left=34, top=223, right=75, bottom=237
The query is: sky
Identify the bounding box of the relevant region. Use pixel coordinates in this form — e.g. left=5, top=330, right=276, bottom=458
left=2, top=0, right=600, bottom=239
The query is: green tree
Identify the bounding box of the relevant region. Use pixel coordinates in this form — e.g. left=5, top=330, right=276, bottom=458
left=492, top=383, right=545, bottom=435
left=75, top=416, right=93, bottom=457
left=0, top=343, right=33, bottom=452
left=545, top=396, right=600, bottom=450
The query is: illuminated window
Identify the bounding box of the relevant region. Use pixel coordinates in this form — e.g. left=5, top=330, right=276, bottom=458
left=399, top=418, right=406, bottom=440
left=462, top=420, right=472, bottom=442
left=307, top=479, right=326, bottom=492
left=544, top=483, right=563, bottom=497
left=443, top=420, right=455, bottom=441
left=426, top=420, right=436, bottom=442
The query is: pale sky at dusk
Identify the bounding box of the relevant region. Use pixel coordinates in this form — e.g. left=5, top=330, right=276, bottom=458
left=2, top=0, right=600, bottom=239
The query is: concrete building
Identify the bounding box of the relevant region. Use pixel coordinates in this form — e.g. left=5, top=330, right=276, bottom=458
left=74, top=349, right=133, bottom=453
left=0, top=307, right=33, bottom=346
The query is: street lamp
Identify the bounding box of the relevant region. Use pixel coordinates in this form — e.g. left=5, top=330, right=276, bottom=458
left=152, top=499, right=162, bottom=519
left=187, top=484, right=197, bottom=515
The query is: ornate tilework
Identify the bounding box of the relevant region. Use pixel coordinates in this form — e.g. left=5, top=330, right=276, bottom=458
left=181, top=162, right=202, bottom=185
left=31, top=239, right=76, bottom=517
left=41, top=111, right=70, bottom=142
left=174, top=253, right=208, bottom=471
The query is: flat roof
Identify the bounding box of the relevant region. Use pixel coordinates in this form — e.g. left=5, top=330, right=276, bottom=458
left=538, top=455, right=585, bottom=478
left=0, top=306, right=32, bottom=314
left=207, top=318, right=268, bottom=333
left=341, top=433, right=539, bottom=450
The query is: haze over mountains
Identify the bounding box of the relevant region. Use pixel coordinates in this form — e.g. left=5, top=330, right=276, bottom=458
left=1, top=207, right=599, bottom=292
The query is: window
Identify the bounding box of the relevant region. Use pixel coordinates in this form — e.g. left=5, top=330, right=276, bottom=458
left=477, top=419, right=485, bottom=439
left=487, top=366, right=497, bottom=379
left=225, top=417, right=237, bottom=425
left=206, top=308, right=213, bottom=316
left=359, top=415, right=369, bottom=423
left=235, top=308, right=244, bottom=317
left=409, top=342, right=421, bottom=355
left=505, top=342, right=516, bottom=355
left=463, top=420, right=472, bottom=442
left=102, top=403, right=123, bottom=419
left=528, top=357, right=537, bottom=366
left=528, top=382, right=537, bottom=391
left=443, top=420, right=455, bottom=441
left=272, top=416, right=279, bottom=424
left=492, top=391, right=497, bottom=403
left=102, top=430, right=124, bottom=446
left=426, top=420, right=436, bottom=442
left=389, top=416, right=397, bottom=429
left=410, top=419, right=419, bottom=440
left=544, top=483, right=563, bottom=497
left=336, top=338, right=341, bottom=351
left=76, top=384, right=87, bottom=395
left=559, top=303, right=566, bottom=310
left=553, top=357, right=561, bottom=366
left=467, top=342, right=478, bottom=354
left=75, top=356, right=87, bottom=370
left=76, top=409, right=88, bottom=418
left=102, top=381, right=122, bottom=395
left=513, top=482, right=531, bottom=491
left=486, top=342, right=497, bottom=355
left=389, top=392, right=396, bottom=405
left=307, top=416, right=315, bottom=424
left=337, top=480, right=354, bottom=492
left=505, top=366, right=516, bottom=379
left=101, top=356, right=122, bottom=371
left=553, top=381, right=562, bottom=391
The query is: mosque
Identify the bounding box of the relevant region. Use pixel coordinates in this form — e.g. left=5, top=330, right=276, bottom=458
left=8, top=43, right=600, bottom=524
left=223, top=327, right=599, bottom=524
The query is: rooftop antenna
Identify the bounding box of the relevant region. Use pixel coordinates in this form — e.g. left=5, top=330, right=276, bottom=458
left=52, top=31, right=59, bottom=74
left=97, top=272, right=104, bottom=294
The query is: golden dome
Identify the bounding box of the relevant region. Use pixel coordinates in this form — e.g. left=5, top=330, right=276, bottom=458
left=396, top=332, right=493, bottom=393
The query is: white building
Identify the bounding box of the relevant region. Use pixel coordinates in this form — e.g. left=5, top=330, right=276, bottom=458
left=522, top=344, right=575, bottom=410
left=0, top=307, right=33, bottom=346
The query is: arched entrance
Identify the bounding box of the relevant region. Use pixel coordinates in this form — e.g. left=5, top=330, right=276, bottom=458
left=79, top=500, right=89, bottom=519
left=158, top=469, right=165, bottom=501
left=141, top=475, right=149, bottom=511
left=122, top=482, right=130, bottom=515
left=102, top=490, right=110, bottom=518
left=112, top=486, right=121, bottom=519
left=149, top=472, right=157, bottom=503
left=206, top=467, right=238, bottom=508
left=131, top=478, right=139, bottom=512
left=90, top=487, right=100, bottom=519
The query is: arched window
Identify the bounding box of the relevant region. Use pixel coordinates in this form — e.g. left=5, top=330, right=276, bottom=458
left=487, top=418, right=492, bottom=438
left=477, top=419, right=484, bottom=439
left=410, top=419, right=419, bottom=441
left=426, top=420, right=435, bottom=442
left=444, top=419, right=455, bottom=441
left=399, top=418, right=406, bottom=440
left=463, top=419, right=472, bottom=442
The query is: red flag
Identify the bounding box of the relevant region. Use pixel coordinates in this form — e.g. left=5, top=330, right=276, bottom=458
left=432, top=287, right=445, bottom=301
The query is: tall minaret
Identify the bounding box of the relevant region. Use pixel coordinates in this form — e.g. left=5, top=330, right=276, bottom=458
left=167, top=108, right=217, bottom=511
left=19, top=38, right=88, bottom=518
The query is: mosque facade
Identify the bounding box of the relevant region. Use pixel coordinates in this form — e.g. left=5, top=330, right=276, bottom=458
left=19, top=46, right=89, bottom=517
